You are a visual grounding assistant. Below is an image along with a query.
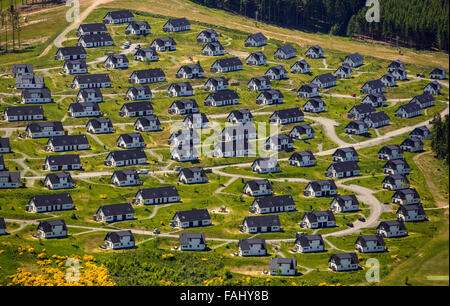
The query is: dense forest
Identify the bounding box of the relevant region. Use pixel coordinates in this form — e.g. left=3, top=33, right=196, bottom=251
left=431, top=114, right=449, bottom=165
left=190, top=0, right=449, bottom=51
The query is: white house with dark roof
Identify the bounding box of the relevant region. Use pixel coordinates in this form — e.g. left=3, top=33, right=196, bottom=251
left=265, top=65, right=288, bottom=80
left=26, top=121, right=64, bottom=138
left=269, top=258, right=297, bottom=276
left=219, top=124, right=257, bottom=142
left=297, top=83, right=319, bottom=98
left=410, top=93, right=435, bottom=109
left=151, top=37, right=176, bottom=51
left=362, top=93, right=387, bottom=108
left=95, top=203, right=135, bottom=223
left=103, top=10, right=134, bottom=24
left=289, top=151, right=316, bottom=167
left=44, top=154, right=81, bottom=171
left=334, top=64, right=353, bottom=79
left=45, top=135, right=89, bottom=152
left=202, top=42, right=226, bottom=56
left=169, top=99, right=199, bottom=115
left=256, top=90, right=284, bottom=105
left=360, top=79, right=385, bottom=94
left=245, top=32, right=267, bottom=47
left=129, top=68, right=166, bottom=84
left=68, top=102, right=100, bottom=118
left=0, top=172, right=21, bottom=188
left=312, top=73, right=336, bottom=88
left=348, top=103, right=376, bottom=120
left=227, top=109, right=253, bottom=125
left=238, top=239, right=266, bottom=256
left=392, top=188, right=420, bottom=205
left=210, top=57, right=243, bottom=73
left=120, top=101, right=153, bottom=117
left=303, top=180, right=337, bottom=197
left=171, top=209, right=211, bottom=228
left=252, top=158, right=280, bottom=174
left=377, top=220, right=407, bottom=238
left=383, top=159, right=410, bottom=175
left=248, top=76, right=271, bottom=91
left=397, top=204, right=426, bottom=222
left=125, top=21, right=151, bottom=35
left=364, top=111, right=390, bottom=128
left=250, top=195, right=295, bottom=214
left=291, top=59, right=310, bottom=74
left=332, top=147, right=359, bottom=162
left=274, top=44, right=296, bottom=59
left=330, top=195, right=359, bottom=212
left=171, top=145, right=199, bottom=162
left=104, top=54, right=129, bottom=69
left=303, top=98, right=326, bottom=113
left=269, top=108, right=304, bottom=125
left=380, top=73, right=396, bottom=87
left=326, top=161, right=360, bottom=178
left=111, top=170, right=140, bottom=187
left=305, top=45, right=324, bottom=59
left=55, top=46, right=87, bottom=61
left=168, top=82, right=194, bottom=97
left=77, top=33, right=113, bottom=48
left=265, top=134, right=293, bottom=152
left=37, top=220, right=67, bottom=239
left=16, top=75, right=45, bottom=89
left=243, top=179, right=273, bottom=197
left=0, top=155, right=5, bottom=171
left=77, top=88, right=102, bottom=103
left=197, top=29, right=218, bottom=43
left=126, top=86, right=152, bottom=101
left=423, top=81, right=442, bottom=95
left=302, top=210, right=336, bottom=229
left=241, top=215, right=281, bottom=233
left=295, top=234, right=325, bottom=253
left=178, top=167, right=208, bottom=184
left=400, top=137, right=423, bottom=153
left=134, top=186, right=180, bottom=205
left=345, top=120, right=368, bottom=135
left=382, top=174, right=410, bottom=191
left=72, top=74, right=111, bottom=89
left=86, top=118, right=114, bottom=134
left=105, top=149, right=147, bottom=167
left=26, top=193, right=73, bottom=213
left=117, top=132, right=146, bottom=149
left=329, top=253, right=359, bottom=271
left=204, top=89, right=239, bottom=106
left=213, top=140, right=253, bottom=158
left=204, top=77, right=228, bottom=92
left=430, top=67, right=447, bottom=80
left=246, top=52, right=267, bottom=66
left=289, top=124, right=314, bottom=140
left=183, top=113, right=209, bottom=129
left=44, top=172, right=73, bottom=190
left=179, top=233, right=206, bottom=251
left=378, top=145, right=403, bottom=160
left=355, top=235, right=386, bottom=253
left=163, top=18, right=190, bottom=32
left=169, top=129, right=200, bottom=147
left=343, top=53, right=363, bottom=67
left=63, top=60, right=88, bottom=74
left=0, top=137, right=10, bottom=153
left=410, top=126, right=430, bottom=140
left=12, top=64, right=33, bottom=77
left=134, top=47, right=158, bottom=62
left=176, top=64, right=204, bottom=79
left=104, top=230, right=135, bottom=250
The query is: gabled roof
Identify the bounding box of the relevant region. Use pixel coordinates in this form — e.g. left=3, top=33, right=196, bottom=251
left=45, top=154, right=80, bottom=166
left=333, top=147, right=357, bottom=157
left=56, top=46, right=86, bottom=56
left=205, top=77, right=228, bottom=87
left=266, top=134, right=292, bottom=146
left=298, top=83, right=319, bottom=93
left=121, top=101, right=153, bottom=112
left=378, top=220, right=406, bottom=231
left=276, top=44, right=296, bottom=55
left=0, top=137, right=10, bottom=148
left=180, top=167, right=206, bottom=179
left=69, top=102, right=100, bottom=112
left=313, top=73, right=336, bottom=83
left=178, top=64, right=204, bottom=74
left=333, top=195, right=358, bottom=207
left=397, top=103, right=421, bottom=114
left=184, top=113, right=209, bottom=123
left=73, top=73, right=110, bottom=84
left=131, top=68, right=165, bottom=79
left=304, top=98, right=325, bottom=108
left=104, top=10, right=133, bottom=19
left=45, top=172, right=72, bottom=184
left=171, top=98, right=198, bottom=110
left=229, top=109, right=253, bottom=120
left=213, top=57, right=242, bottom=68
left=356, top=235, right=385, bottom=247
left=198, top=29, right=218, bottom=38
left=127, top=86, right=151, bottom=95
left=269, top=257, right=296, bottom=270
left=135, top=115, right=160, bottom=126
left=382, top=174, right=409, bottom=184
left=179, top=233, right=205, bottom=244
left=169, top=82, right=194, bottom=92
left=118, top=132, right=145, bottom=144
left=0, top=218, right=5, bottom=230
left=397, top=204, right=425, bottom=215
left=363, top=79, right=385, bottom=90
left=106, top=54, right=129, bottom=64
left=289, top=150, right=315, bottom=161
left=112, top=169, right=139, bottom=181
left=243, top=215, right=280, bottom=227
left=30, top=193, right=73, bottom=207
left=26, top=121, right=63, bottom=133
left=266, top=65, right=287, bottom=75
left=344, top=52, right=363, bottom=63
left=350, top=103, right=375, bottom=114
left=329, top=253, right=359, bottom=265
left=307, top=45, right=323, bottom=54
left=79, top=33, right=113, bottom=43
left=137, top=186, right=179, bottom=199
left=165, top=17, right=190, bottom=28
left=64, top=60, right=88, bottom=70
left=107, top=149, right=146, bottom=161
left=252, top=157, right=280, bottom=169
left=203, top=41, right=224, bottom=51
left=238, top=238, right=266, bottom=250
left=87, top=118, right=113, bottom=128
left=78, top=23, right=107, bottom=33
left=38, top=220, right=67, bottom=232
left=253, top=195, right=294, bottom=209
left=365, top=111, right=390, bottom=123
left=393, top=188, right=420, bottom=199
left=22, top=87, right=51, bottom=99
left=307, top=180, right=337, bottom=191
left=0, top=172, right=21, bottom=183
left=12, top=64, right=33, bottom=74
left=246, top=32, right=267, bottom=42
left=271, top=108, right=304, bottom=119
left=258, top=89, right=283, bottom=100
left=48, top=135, right=88, bottom=146
left=295, top=234, right=324, bottom=247
left=105, top=230, right=134, bottom=243
left=207, top=89, right=239, bottom=101
left=5, top=105, right=44, bottom=116
left=328, top=161, right=360, bottom=173
left=97, top=203, right=134, bottom=216
left=245, top=179, right=272, bottom=191
left=345, top=120, right=368, bottom=129
left=247, top=51, right=267, bottom=61
left=151, top=37, right=176, bottom=46
left=384, top=158, right=410, bottom=170
left=173, top=208, right=210, bottom=222
left=303, top=210, right=335, bottom=222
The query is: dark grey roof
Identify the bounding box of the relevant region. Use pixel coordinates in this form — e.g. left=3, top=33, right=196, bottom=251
left=382, top=174, right=409, bottom=184
left=137, top=186, right=179, bottom=199
left=38, top=219, right=67, bottom=232
left=363, top=79, right=385, bottom=90
left=74, top=73, right=110, bottom=84
left=171, top=99, right=198, bottom=110
left=21, top=88, right=51, bottom=99
left=364, top=93, right=386, bottom=102
left=79, top=88, right=102, bottom=98
left=378, top=144, right=401, bottom=154
left=292, top=59, right=309, bottom=69
left=271, top=108, right=304, bottom=119
left=178, top=64, right=204, bottom=74
left=307, top=45, right=323, bottom=54
left=206, top=77, right=228, bottom=87
left=112, top=169, right=139, bottom=181
left=165, top=17, right=190, bottom=27
left=333, top=147, right=357, bottom=157
left=393, top=188, right=420, bottom=199
left=252, top=157, right=280, bottom=169
left=378, top=220, right=406, bottom=231
left=173, top=208, right=210, bottom=222
left=266, top=65, right=287, bottom=75
left=215, top=139, right=251, bottom=153
left=267, top=134, right=292, bottom=146
left=229, top=109, right=253, bottom=120
left=276, top=44, right=296, bottom=55
left=79, top=23, right=107, bottom=32
left=243, top=215, right=280, bottom=227
left=412, top=93, right=434, bottom=105
left=45, top=172, right=72, bottom=184
left=253, top=195, right=294, bottom=209
left=328, top=161, right=360, bottom=173
left=108, top=149, right=146, bottom=161
left=179, top=232, right=205, bottom=244
left=304, top=210, right=335, bottom=222
left=198, top=29, right=218, bottom=38
left=131, top=68, right=165, bottom=79
left=184, top=113, right=209, bottom=123
left=152, top=37, right=176, bottom=47
left=350, top=103, right=375, bottom=114
left=207, top=89, right=239, bottom=101
left=203, top=41, right=224, bottom=51
left=45, top=154, right=81, bottom=166
left=314, top=73, right=336, bottom=84
left=30, top=193, right=73, bottom=207
left=269, top=257, right=296, bottom=270
left=304, top=98, right=325, bottom=108
left=87, top=118, right=113, bottom=129
left=345, top=52, right=363, bottom=63
left=258, top=89, right=283, bottom=100
left=105, top=10, right=133, bottom=19
left=0, top=218, right=5, bottom=230
left=397, top=204, right=425, bottom=216
left=366, top=111, right=390, bottom=123
left=118, top=132, right=144, bottom=144
left=397, top=103, right=421, bottom=114
left=179, top=167, right=206, bottom=179
left=247, top=52, right=266, bottom=61
left=48, top=135, right=89, bottom=146
left=121, top=101, right=153, bottom=112
left=106, top=54, right=129, bottom=64
left=356, top=235, right=385, bottom=247
left=401, top=137, right=423, bottom=147
left=135, top=115, right=160, bottom=126
left=307, top=180, right=337, bottom=192
left=135, top=47, right=157, bottom=57
left=238, top=238, right=266, bottom=251
left=64, top=60, right=87, bottom=70
left=246, top=32, right=267, bottom=42
left=0, top=172, right=21, bottom=183
left=105, top=230, right=134, bottom=243
left=69, top=102, right=100, bottom=112
left=26, top=121, right=63, bottom=133
left=384, top=158, right=410, bottom=170
left=56, top=46, right=86, bottom=56
left=12, top=64, right=33, bottom=74
left=333, top=195, right=359, bottom=207
left=169, top=82, right=193, bottom=92
left=295, top=234, right=324, bottom=247
left=127, top=86, right=151, bottom=95
left=329, top=253, right=359, bottom=265
left=0, top=137, right=10, bottom=149
left=298, top=83, right=318, bottom=93
left=410, top=126, right=430, bottom=136
left=213, top=57, right=242, bottom=68
left=79, top=33, right=113, bottom=43
left=97, top=203, right=134, bottom=216
left=289, top=150, right=315, bottom=161
left=245, top=179, right=272, bottom=191
left=346, top=120, right=368, bottom=129
left=5, top=105, right=43, bottom=116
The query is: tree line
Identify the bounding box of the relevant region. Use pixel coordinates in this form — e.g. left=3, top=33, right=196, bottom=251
left=431, top=114, right=449, bottom=165
left=190, top=0, right=449, bottom=51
